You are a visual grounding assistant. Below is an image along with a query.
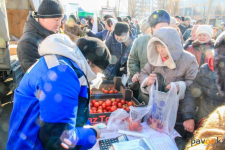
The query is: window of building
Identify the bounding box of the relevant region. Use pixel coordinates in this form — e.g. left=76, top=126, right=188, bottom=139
left=194, top=6, right=204, bottom=16
left=185, top=7, right=192, bottom=16
left=179, top=8, right=184, bottom=16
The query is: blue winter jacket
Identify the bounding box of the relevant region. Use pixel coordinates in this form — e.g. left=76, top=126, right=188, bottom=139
left=6, top=55, right=97, bottom=150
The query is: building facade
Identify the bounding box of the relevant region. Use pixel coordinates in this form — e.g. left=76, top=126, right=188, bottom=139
left=179, top=0, right=225, bottom=26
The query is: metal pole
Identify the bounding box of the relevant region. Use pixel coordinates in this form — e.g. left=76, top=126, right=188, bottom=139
left=118, top=0, right=121, bottom=16
left=150, top=0, right=153, bottom=14
left=206, top=0, right=213, bottom=25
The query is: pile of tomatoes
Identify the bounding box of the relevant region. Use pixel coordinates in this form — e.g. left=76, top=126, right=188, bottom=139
left=89, top=98, right=133, bottom=114
left=125, top=117, right=143, bottom=132
left=102, top=87, right=118, bottom=94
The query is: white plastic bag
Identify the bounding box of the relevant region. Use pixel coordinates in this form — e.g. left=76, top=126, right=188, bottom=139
left=144, top=78, right=179, bottom=135
left=107, top=109, right=129, bottom=131
left=124, top=106, right=150, bottom=132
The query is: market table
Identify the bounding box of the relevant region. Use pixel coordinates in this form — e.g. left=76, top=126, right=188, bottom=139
left=90, top=122, right=180, bottom=150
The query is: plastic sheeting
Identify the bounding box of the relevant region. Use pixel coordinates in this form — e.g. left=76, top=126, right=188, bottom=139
left=0, top=0, right=10, bottom=46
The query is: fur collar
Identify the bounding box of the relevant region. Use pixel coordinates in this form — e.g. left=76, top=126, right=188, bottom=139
left=192, top=39, right=215, bottom=47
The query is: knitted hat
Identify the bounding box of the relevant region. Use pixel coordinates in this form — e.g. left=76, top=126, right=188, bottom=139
left=81, top=19, right=87, bottom=25
left=103, top=15, right=113, bottom=21
left=77, top=37, right=111, bottom=70
left=196, top=25, right=213, bottom=39
left=148, top=10, right=170, bottom=27
left=184, top=17, right=191, bottom=21
left=37, top=0, right=64, bottom=18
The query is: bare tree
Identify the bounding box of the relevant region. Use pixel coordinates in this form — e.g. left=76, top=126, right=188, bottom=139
left=128, top=0, right=138, bottom=18
left=157, top=0, right=180, bottom=16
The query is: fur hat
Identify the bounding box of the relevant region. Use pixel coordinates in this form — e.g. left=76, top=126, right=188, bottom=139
left=77, top=37, right=111, bottom=70
left=148, top=10, right=170, bottom=27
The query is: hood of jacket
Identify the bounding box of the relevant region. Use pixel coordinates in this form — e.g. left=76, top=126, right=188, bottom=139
left=23, top=12, right=54, bottom=37
left=147, top=27, right=183, bottom=69
left=38, top=34, right=97, bottom=81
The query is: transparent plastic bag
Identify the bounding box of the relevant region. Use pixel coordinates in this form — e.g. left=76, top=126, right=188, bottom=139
left=144, top=78, right=179, bottom=135
left=124, top=106, right=150, bottom=132
left=107, top=109, right=129, bottom=131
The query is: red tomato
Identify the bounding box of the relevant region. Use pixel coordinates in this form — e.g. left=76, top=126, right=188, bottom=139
left=92, top=107, right=97, bottom=111
left=104, top=90, right=109, bottom=94
left=122, top=104, right=127, bottom=109
left=92, top=100, right=96, bottom=104
left=106, top=106, right=111, bottom=110
left=103, top=109, right=107, bottom=113
left=121, top=100, right=125, bottom=104
left=114, top=90, right=118, bottom=94
left=126, top=101, right=129, bottom=104
left=111, top=87, right=115, bottom=90
left=116, top=99, right=121, bottom=103
left=111, top=98, right=115, bottom=102
left=90, top=91, right=93, bottom=94
left=110, top=106, right=117, bottom=112
left=126, top=107, right=130, bottom=111
left=94, top=102, right=99, bottom=108
left=102, top=103, right=106, bottom=109
left=127, top=101, right=133, bottom=106
left=117, top=103, right=122, bottom=108
left=107, top=87, right=111, bottom=90
left=90, top=103, right=93, bottom=107
left=102, top=88, right=105, bottom=92
left=97, top=109, right=103, bottom=113
left=98, top=101, right=103, bottom=106
left=131, top=121, right=139, bottom=128
left=89, top=109, right=93, bottom=114
left=105, top=100, right=111, bottom=107
left=136, top=125, right=143, bottom=131
left=98, top=106, right=102, bottom=110
left=112, top=102, right=117, bottom=106
left=93, top=110, right=97, bottom=113
left=128, top=124, right=134, bottom=131
left=109, top=90, right=114, bottom=94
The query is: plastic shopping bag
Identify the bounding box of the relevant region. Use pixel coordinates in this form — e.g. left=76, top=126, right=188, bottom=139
left=107, top=109, right=129, bottom=131
left=124, top=106, right=150, bottom=132
left=144, top=78, right=179, bottom=135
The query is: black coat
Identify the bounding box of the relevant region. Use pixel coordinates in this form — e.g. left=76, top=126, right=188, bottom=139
left=17, top=13, right=54, bottom=73
left=183, top=64, right=224, bottom=124
left=178, top=24, right=186, bottom=35
left=105, top=32, right=135, bottom=76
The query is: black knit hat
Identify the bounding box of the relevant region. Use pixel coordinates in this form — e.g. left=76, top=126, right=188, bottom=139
left=77, top=37, right=111, bottom=70
left=148, top=10, right=170, bottom=27
left=36, top=0, right=64, bottom=18
left=104, top=15, right=113, bottom=21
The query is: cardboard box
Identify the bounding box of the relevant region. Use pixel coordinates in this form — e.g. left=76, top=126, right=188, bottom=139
left=9, top=44, right=17, bottom=55
left=89, top=84, right=143, bottom=124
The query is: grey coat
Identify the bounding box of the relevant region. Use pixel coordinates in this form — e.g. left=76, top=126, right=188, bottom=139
left=139, top=27, right=199, bottom=124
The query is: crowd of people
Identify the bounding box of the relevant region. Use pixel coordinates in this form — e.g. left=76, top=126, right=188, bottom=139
left=6, top=0, right=225, bottom=150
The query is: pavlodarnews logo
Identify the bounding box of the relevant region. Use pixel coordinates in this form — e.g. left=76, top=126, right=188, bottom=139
left=191, top=137, right=225, bottom=146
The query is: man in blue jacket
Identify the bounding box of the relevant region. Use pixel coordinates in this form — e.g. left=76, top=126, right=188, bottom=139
left=6, top=35, right=111, bottom=150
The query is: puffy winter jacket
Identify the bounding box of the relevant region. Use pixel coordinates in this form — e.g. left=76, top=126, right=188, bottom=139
left=139, top=27, right=199, bottom=125
left=184, top=63, right=224, bottom=124
left=186, top=39, right=215, bottom=67
left=7, top=35, right=98, bottom=150
left=17, top=12, right=54, bottom=74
